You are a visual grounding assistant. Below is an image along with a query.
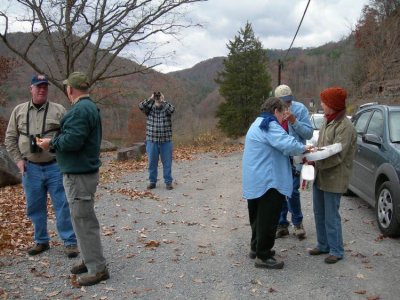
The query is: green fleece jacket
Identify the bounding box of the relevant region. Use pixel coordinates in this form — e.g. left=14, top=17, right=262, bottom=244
left=52, top=97, right=102, bottom=174
left=315, top=115, right=357, bottom=193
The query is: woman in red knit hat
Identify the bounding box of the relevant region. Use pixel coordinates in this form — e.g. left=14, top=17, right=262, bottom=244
left=308, top=87, right=357, bottom=264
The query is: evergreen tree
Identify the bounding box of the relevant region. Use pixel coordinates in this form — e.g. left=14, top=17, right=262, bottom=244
left=215, top=22, right=271, bottom=137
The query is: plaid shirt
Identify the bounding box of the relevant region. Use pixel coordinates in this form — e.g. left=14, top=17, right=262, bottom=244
left=139, top=98, right=175, bottom=142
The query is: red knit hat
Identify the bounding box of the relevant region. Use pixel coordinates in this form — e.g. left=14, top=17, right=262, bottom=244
left=320, top=87, right=347, bottom=111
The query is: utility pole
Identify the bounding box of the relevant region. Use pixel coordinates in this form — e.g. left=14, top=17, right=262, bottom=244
left=278, top=59, right=283, bottom=86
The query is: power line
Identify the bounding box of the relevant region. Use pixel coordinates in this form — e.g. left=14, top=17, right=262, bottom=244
left=278, top=0, right=311, bottom=85
left=284, top=0, right=311, bottom=60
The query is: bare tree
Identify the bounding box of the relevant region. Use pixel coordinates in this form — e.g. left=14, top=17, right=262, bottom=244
left=0, top=0, right=206, bottom=92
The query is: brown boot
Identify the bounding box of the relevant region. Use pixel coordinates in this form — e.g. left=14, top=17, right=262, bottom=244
left=275, top=224, right=289, bottom=238
left=27, top=243, right=49, bottom=256
left=71, top=261, right=88, bottom=274
left=64, top=245, right=79, bottom=258
left=147, top=183, right=156, bottom=190
left=293, top=223, right=306, bottom=239
left=78, top=268, right=110, bottom=286
left=308, top=248, right=329, bottom=255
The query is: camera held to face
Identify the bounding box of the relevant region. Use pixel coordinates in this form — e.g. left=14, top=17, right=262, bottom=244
left=153, top=91, right=161, bottom=100
left=29, top=134, right=42, bottom=153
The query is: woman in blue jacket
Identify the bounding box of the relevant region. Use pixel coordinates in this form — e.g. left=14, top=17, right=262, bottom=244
left=242, top=97, right=311, bottom=269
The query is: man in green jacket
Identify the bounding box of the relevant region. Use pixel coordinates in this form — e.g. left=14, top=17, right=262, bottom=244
left=308, top=87, right=357, bottom=264
left=38, top=72, right=109, bottom=286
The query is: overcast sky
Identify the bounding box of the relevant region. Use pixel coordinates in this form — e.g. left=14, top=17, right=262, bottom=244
left=0, top=0, right=371, bottom=74
left=153, top=0, right=370, bottom=73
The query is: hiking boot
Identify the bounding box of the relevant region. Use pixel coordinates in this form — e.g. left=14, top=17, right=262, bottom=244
left=249, top=249, right=275, bottom=259
left=147, top=183, right=156, bottom=190
left=308, top=248, right=329, bottom=255
left=166, top=183, right=173, bottom=190
left=27, top=243, right=49, bottom=256
left=71, top=261, right=88, bottom=274
left=254, top=257, right=284, bottom=269
left=64, top=245, right=79, bottom=258
left=78, top=268, right=110, bottom=286
left=324, top=255, right=342, bottom=264
left=293, top=223, right=306, bottom=239
left=275, top=224, right=289, bottom=238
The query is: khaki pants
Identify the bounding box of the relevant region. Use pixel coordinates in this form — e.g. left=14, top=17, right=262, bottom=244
left=63, top=172, right=106, bottom=274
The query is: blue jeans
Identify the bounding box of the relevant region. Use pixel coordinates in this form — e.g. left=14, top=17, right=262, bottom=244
left=279, top=175, right=303, bottom=226
left=22, top=161, right=76, bottom=246
left=146, top=141, right=173, bottom=184
left=312, top=184, right=344, bottom=258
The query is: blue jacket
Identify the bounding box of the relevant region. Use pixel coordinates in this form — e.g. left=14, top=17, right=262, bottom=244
left=288, top=101, right=313, bottom=171
left=242, top=117, right=306, bottom=200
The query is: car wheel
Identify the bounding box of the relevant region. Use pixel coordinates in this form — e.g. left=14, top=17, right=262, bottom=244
left=375, top=182, right=400, bottom=237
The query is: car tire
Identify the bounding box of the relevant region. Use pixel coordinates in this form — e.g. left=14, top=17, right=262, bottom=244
left=375, top=182, right=400, bottom=237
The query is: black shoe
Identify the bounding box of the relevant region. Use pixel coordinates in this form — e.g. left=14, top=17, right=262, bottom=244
left=64, top=245, right=79, bottom=258
left=249, top=249, right=275, bottom=259
left=71, top=261, right=88, bottom=274
left=147, top=183, right=156, bottom=190
left=166, top=183, right=173, bottom=190
left=254, top=257, right=284, bottom=269
left=78, top=268, right=110, bottom=286
left=27, top=243, right=49, bottom=256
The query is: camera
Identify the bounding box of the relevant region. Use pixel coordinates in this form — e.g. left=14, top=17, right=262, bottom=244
left=153, top=91, right=161, bottom=100
left=29, top=134, right=42, bottom=153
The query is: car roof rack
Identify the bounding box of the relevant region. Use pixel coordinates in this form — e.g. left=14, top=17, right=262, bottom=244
left=358, top=102, right=379, bottom=110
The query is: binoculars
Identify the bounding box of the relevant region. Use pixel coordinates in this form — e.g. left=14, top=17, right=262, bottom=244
left=153, top=91, right=161, bottom=100
left=29, top=134, right=42, bottom=153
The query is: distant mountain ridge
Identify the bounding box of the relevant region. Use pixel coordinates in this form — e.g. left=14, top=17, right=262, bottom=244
left=2, top=32, right=398, bottom=146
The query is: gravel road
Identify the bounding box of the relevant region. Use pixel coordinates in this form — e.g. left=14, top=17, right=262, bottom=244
left=1, top=151, right=400, bottom=299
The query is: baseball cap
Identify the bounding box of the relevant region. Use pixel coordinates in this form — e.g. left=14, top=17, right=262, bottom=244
left=274, top=84, right=294, bottom=102
left=63, top=72, right=90, bottom=90
left=31, top=74, right=49, bottom=86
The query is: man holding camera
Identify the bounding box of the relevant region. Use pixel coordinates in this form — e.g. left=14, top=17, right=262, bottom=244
left=139, top=92, right=175, bottom=190
left=5, top=74, right=78, bottom=258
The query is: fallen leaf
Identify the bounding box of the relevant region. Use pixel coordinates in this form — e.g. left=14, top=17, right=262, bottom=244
left=356, top=273, right=365, bottom=279
left=354, top=290, right=367, bottom=295
left=162, top=239, right=175, bottom=244
left=145, top=240, right=160, bottom=248
left=46, top=290, right=61, bottom=297
left=165, top=283, right=174, bottom=289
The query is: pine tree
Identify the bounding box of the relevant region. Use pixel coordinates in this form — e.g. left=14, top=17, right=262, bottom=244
left=215, top=22, right=272, bottom=137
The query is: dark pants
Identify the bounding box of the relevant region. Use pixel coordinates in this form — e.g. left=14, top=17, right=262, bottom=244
left=248, top=188, right=285, bottom=260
